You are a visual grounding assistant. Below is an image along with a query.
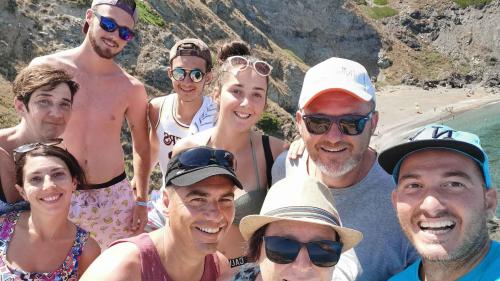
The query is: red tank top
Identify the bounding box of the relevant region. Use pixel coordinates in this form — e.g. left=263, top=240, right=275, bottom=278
left=111, top=233, right=220, bottom=281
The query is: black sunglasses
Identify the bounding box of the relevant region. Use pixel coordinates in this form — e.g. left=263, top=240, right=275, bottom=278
left=13, top=138, right=64, bottom=163
left=176, top=147, right=236, bottom=171
left=171, top=67, right=205, bottom=83
left=263, top=236, right=342, bottom=267
left=302, top=112, right=373, bottom=136
left=93, top=11, right=135, bottom=41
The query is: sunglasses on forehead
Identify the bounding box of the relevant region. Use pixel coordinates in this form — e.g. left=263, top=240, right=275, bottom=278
left=174, top=147, right=236, bottom=172
left=13, top=138, right=65, bottom=163
left=225, top=56, right=273, bottom=77
left=302, top=112, right=373, bottom=136
left=171, top=67, right=205, bottom=83
left=93, top=11, right=135, bottom=41
left=263, top=236, right=343, bottom=267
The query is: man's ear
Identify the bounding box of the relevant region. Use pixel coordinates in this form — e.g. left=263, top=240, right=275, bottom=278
left=14, top=98, right=27, bottom=114
left=85, top=9, right=93, bottom=26
left=484, top=188, right=498, bottom=220
left=15, top=184, right=27, bottom=201
left=295, top=110, right=304, bottom=137
left=166, top=67, right=172, bottom=78
left=204, top=72, right=213, bottom=84
left=391, top=189, right=398, bottom=210
left=370, top=111, right=379, bottom=135
left=162, top=188, right=171, bottom=209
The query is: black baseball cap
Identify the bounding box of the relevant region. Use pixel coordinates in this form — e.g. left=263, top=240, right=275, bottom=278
left=165, top=147, right=242, bottom=189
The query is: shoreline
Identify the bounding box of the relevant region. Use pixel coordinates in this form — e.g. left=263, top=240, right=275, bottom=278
left=371, top=85, right=500, bottom=151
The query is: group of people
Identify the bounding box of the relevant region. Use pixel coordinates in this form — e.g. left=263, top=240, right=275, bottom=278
left=0, top=0, right=497, bottom=280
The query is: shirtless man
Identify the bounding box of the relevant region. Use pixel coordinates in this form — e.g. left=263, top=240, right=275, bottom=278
left=30, top=0, right=150, bottom=247
left=0, top=64, right=78, bottom=212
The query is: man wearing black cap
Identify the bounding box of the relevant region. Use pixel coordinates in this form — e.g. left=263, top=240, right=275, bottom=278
left=29, top=0, right=150, bottom=248
left=379, top=124, right=499, bottom=280
left=81, top=146, right=241, bottom=281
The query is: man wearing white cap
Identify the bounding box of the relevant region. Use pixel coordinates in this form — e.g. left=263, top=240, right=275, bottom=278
left=29, top=0, right=150, bottom=248
left=272, top=57, right=417, bottom=280
left=379, top=124, right=499, bottom=280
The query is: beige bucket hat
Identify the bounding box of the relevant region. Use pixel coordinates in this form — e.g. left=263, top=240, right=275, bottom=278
left=240, top=176, right=363, bottom=253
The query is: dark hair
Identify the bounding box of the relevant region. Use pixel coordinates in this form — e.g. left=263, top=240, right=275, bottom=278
left=13, top=64, right=79, bottom=110
left=15, top=145, right=87, bottom=190
left=217, top=41, right=250, bottom=64
left=245, top=224, right=268, bottom=262
left=214, top=41, right=269, bottom=97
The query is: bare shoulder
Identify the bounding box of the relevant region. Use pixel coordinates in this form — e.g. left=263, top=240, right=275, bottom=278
left=79, top=241, right=141, bottom=281
left=78, top=236, right=101, bottom=277
left=29, top=49, right=78, bottom=69
left=172, top=129, right=212, bottom=156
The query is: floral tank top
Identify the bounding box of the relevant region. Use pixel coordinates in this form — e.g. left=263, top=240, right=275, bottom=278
left=0, top=211, right=89, bottom=281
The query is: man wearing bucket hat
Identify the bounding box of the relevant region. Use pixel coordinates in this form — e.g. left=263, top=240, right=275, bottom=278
left=272, top=57, right=417, bottom=280
left=81, top=146, right=242, bottom=280
left=228, top=176, right=362, bottom=281
left=29, top=0, right=151, bottom=248
left=379, top=124, right=499, bottom=281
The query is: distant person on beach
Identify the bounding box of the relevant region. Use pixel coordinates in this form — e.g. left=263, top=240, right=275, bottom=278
left=173, top=41, right=286, bottom=267
left=29, top=0, right=150, bottom=247
left=147, top=38, right=218, bottom=231
left=80, top=147, right=241, bottom=281
left=379, top=124, right=500, bottom=281
left=226, top=176, right=363, bottom=281
left=0, top=64, right=78, bottom=213
left=0, top=144, right=100, bottom=279
left=272, top=57, right=417, bottom=280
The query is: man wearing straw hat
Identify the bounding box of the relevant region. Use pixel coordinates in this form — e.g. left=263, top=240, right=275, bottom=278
left=228, top=176, right=362, bottom=281
left=379, top=124, right=499, bottom=280
left=272, top=57, right=417, bottom=280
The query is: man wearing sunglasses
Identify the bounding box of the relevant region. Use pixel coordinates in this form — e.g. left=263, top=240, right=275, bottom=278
left=379, top=124, right=499, bottom=281
left=147, top=38, right=218, bottom=231
left=0, top=64, right=78, bottom=213
left=29, top=0, right=150, bottom=248
left=272, top=57, right=417, bottom=280
left=81, top=147, right=242, bottom=281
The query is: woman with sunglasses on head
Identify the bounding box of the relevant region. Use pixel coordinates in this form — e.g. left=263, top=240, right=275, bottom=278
left=173, top=41, right=286, bottom=267
left=0, top=144, right=100, bottom=280
left=224, top=176, right=362, bottom=281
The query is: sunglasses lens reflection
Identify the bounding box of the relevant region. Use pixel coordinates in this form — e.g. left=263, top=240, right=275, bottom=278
left=189, top=70, right=204, bottom=82
left=254, top=61, right=271, bottom=76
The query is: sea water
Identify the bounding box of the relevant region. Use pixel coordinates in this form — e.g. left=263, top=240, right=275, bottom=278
left=443, top=101, right=500, bottom=216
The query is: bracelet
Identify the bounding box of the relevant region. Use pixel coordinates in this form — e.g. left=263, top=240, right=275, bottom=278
left=135, top=201, right=148, bottom=207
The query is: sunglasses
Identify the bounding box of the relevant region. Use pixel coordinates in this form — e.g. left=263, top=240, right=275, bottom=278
left=263, top=236, right=342, bottom=267
left=176, top=147, right=236, bottom=171
left=93, top=11, right=135, bottom=41
left=225, top=56, right=272, bottom=77
left=13, top=138, right=64, bottom=163
left=302, top=112, right=373, bottom=136
left=171, top=67, right=205, bottom=83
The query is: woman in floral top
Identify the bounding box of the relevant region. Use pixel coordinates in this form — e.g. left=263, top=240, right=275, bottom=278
left=0, top=144, right=100, bottom=280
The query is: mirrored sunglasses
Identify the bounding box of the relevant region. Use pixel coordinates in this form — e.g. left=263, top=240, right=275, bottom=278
left=13, top=138, right=65, bottom=163
left=175, top=147, right=236, bottom=172
left=263, top=236, right=343, bottom=267
left=171, top=67, right=205, bottom=83
left=226, top=56, right=272, bottom=77
left=93, top=11, right=135, bottom=41
left=302, top=112, right=373, bottom=136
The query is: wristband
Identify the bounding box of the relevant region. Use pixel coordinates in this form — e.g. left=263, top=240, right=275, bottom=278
left=135, top=201, right=148, bottom=207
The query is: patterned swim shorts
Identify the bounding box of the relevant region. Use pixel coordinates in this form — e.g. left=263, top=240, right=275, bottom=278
left=69, top=175, right=134, bottom=249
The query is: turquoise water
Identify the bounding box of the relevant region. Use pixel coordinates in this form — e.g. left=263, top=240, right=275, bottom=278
left=443, top=102, right=500, bottom=216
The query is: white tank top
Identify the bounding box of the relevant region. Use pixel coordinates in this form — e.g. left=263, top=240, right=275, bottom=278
left=155, top=93, right=218, bottom=188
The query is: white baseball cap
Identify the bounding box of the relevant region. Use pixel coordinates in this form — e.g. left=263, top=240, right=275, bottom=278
left=298, top=57, right=375, bottom=109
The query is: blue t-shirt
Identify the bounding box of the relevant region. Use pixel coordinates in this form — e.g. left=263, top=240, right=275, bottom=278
left=389, top=240, right=500, bottom=281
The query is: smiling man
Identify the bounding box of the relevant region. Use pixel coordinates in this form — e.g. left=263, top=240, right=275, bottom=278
left=29, top=0, right=150, bottom=248
left=272, top=57, right=417, bottom=280
left=379, top=124, right=499, bottom=281
left=0, top=64, right=78, bottom=207
left=81, top=146, right=242, bottom=281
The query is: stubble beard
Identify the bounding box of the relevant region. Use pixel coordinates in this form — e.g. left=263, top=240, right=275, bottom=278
left=89, top=30, right=120, bottom=59
left=313, top=149, right=363, bottom=178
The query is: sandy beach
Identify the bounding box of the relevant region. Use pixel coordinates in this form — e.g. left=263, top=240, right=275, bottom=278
left=372, top=85, right=500, bottom=151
